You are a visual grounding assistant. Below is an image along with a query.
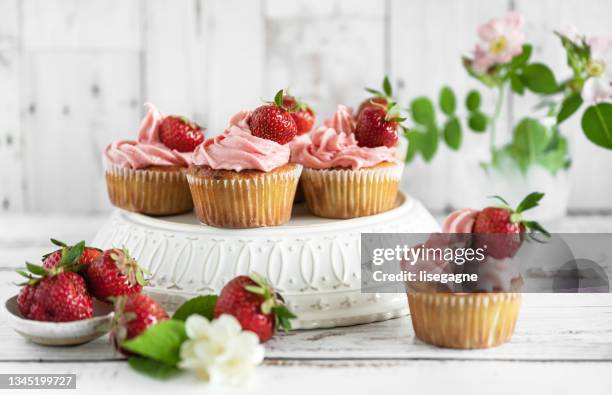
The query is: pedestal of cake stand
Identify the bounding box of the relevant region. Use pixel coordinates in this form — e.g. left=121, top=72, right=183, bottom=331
left=92, top=191, right=440, bottom=329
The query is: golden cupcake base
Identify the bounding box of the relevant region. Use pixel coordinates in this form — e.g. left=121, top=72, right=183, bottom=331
left=105, top=164, right=193, bottom=216
left=186, top=163, right=302, bottom=228
left=300, top=162, right=402, bottom=219
left=407, top=292, right=521, bottom=349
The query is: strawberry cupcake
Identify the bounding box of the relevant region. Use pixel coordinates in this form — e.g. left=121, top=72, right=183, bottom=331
left=104, top=103, right=203, bottom=216
left=406, top=193, right=547, bottom=349
left=293, top=104, right=402, bottom=219
left=187, top=91, right=302, bottom=228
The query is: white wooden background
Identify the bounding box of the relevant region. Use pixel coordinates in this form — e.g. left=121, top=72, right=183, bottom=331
left=1, top=0, right=612, bottom=214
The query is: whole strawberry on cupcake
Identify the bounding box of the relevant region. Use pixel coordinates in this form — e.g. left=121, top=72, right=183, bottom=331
left=187, top=90, right=303, bottom=228
left=104, top=103, right=204, bottom=216
left=407, top=192, right=548, bottom=349
left=293, top=102, right=402, bottom=219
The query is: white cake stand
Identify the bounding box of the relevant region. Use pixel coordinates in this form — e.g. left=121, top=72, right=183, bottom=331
left=92, top=192, right=439, bottom=329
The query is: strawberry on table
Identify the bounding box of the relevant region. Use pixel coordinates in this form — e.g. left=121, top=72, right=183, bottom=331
left=354, top=101, right=403, bottom=148
left=42, top=238, right=102, bottom=270
left=248, top=89, right=298, bottom=145
left=159, top=115, right=205, bottom=152
left=214, top=273, right=296, bottom=342
left=110, top=293, right=169, bottom=354
left=356, top=76, right=394, bottom=119
left=16, top=241, right=94, bottom=322
left=472, top=192, right=550, bottom=259
left=85, top=248, right=148, bottom=302
left=282, top=95, right=315, bottom=135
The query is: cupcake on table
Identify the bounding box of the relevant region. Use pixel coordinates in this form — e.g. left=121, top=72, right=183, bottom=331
left=187, top=90, right=303, bottom=229
left=104, top=103, right=204, bottom=216
left=405, top=192, right=548, bottom=349
left=293, top=99, right=403, bottom=219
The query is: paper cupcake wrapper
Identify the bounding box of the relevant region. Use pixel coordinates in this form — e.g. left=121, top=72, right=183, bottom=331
left=105, top=164, right=193, bottom=216
left=300, top=163, right=402, bottom=219
left=408, top=292, right=521, bottom=349
left=186, top=165, right=303, bottom=228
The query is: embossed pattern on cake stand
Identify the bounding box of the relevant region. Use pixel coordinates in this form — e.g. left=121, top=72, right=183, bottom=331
left=93, top=192, right=440, bottom=329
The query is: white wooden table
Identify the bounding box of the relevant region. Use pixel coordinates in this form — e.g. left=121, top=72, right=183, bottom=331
left=1, top=214, right=612, bottom=394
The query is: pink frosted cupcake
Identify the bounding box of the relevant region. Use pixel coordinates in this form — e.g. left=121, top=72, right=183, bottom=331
left=187, top=111, right=302, bottom=228
left=293, top=105, right=402, bottom=218
left=104, top=103, right=202, bottom=215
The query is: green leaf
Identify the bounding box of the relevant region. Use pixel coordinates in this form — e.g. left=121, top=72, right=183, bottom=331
left=511, top=44, right=533, bottom=68
left=128, top=357, right=183, bottom=380
left=58, top=241, right=85, bottom=267
left=510, top=74, right=525, bottom=95
left=410, top=97, right=435, bottom=125
left=489, top=195, right=511, bottom=208
left=26, top=262, right=46, bottom=276
left=420, top=125, right=439, bottom=161
left=468, top=112, right=487, bottom=132
left=536, top=135, right=570, bottom=174
left=273, top=90, right=284, bottom=107
left=516, top=192, right=545, bottom=213
left=365, top=87, right=383, bottom=96
left=382, top=76, right=392, bottom=97
left=466, top=90, right=481, bottom=112
left=439, top=86, right=456, bottom=115
left=521, top=63, right=558, bottom=94
left=443, top=117, right=461, bottom=150
left=172, top=295, right=218, bottom=322
left=512, top=118, right=549, bottom=157
left=557, top=93, right=583, bottom=125
left=523, top=221, right=551, bottom=237
left=581, top=103, right=612, bottom=149
left=121, top=320, right=187, bottom=366
left=404, top=129, right=421, bottom=162
left=16, top=270, right=33, bottom=279
left=50, top=239, right=67, bottom=248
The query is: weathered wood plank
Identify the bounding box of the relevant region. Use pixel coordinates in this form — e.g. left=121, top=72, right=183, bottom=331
left=0, top=360, right=609, bottom=394
left=263, top=0, right=386, bottom=123
left=514, top=0, right=612, bottom=210
left=21, top=52, right=140, bottom=212
left=0, top=0, right=19, bottom=50
left=22, top=0, right=141, bottom=50
left=143, top=0, right=209, bottom=126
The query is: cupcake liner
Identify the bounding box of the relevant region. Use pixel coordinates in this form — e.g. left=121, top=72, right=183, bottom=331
left=408, top=292, right=521, bottom=349
left=105, top=163, right=193, bottom=216
left=300, top=163, right=402, bottom=219
left=186, top=165, right=302, bottom=228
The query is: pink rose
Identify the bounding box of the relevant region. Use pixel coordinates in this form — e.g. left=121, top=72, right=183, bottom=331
left=472, top=12, right=525, bottom=73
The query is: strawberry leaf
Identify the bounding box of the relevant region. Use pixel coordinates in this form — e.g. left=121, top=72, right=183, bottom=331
left=16, top=270, right=33, bottom=279
left=272, top=305, right=296, bottom=332
left=50, top=238, right=67, bottom=248
left=365, top=87, right=384, bottom=97
left=382, top=76, right=393, bottom=97
left=523, top=220, right=550, bottom=237
left=172, top=295, right=218, bottom=321
left=488, top=195, right=511, bottom=209
left=128, top=357, right=183, bottom=380
left=245, top=285, right=266, bottom=295
left=58, top=241, right=85, bottom=268
left=26, top=262, right=46, bottom=276
left=274, top=89, right=284, bottom=108
left=121, top=319, right=187, bottom=367
left=516, top=192, right=545, bottom=213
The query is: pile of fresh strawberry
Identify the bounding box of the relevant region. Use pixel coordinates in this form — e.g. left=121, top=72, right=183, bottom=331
left=468, top=192, right=550, bottom=258
left=354, top=76, right=404, bottom=148
left=16, top=240, right=148, bottom=323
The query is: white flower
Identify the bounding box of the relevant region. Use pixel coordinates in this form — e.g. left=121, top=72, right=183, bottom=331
left=582, top=36, right=612, bottom=104
left=179, top=314, right=264, bottom=385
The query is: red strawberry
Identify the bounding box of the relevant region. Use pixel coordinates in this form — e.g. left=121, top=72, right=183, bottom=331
left=16, top=244, right=93, bottom=322
left=248, top=90, right=298, bottom=145
left=214, top=273, right=295, bottom=342
left=111, top=294, right=168, bottom=354
left=282, top=95, right=315, bottom=135
left=354, top=103, right=402, bottom=148
left=159, top=115, right=204, bottom=152
left=42, top=239, right=102, bottom=270
left=472, top=192, right=549, bottom=259
left=85, top=248, right=148, bottom=301
left=356, top=76, right=394, bottom=119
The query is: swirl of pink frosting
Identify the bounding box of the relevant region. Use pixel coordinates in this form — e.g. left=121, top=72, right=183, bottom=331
left=442, top=208, right=478, bottom=233
left=191, top=111, right=290, bottom=172
left=288, top=133, right=312, bottom=162
left=293, top=105, right=396, bottom=170
left=478, top=257, right=521, bottom=292
left=104, top=103, right=191, bottom=169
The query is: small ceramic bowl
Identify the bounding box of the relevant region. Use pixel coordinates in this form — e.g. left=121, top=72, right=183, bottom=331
left=3, top=296, right=114, bottom=346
